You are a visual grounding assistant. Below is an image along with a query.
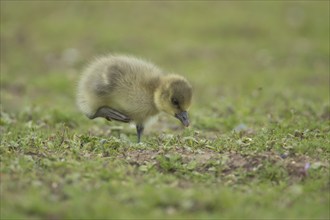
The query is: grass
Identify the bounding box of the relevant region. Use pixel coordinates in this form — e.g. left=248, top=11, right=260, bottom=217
left=1, top=1, right=329, bottom=219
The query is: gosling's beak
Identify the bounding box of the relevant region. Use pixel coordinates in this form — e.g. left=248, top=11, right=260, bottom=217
left=175, top=111, right=190, bottom=127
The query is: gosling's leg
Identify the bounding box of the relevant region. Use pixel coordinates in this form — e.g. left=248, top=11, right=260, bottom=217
left=136, top=124, right=144, bottom=143
left=90, top=106, right=131, bottom=123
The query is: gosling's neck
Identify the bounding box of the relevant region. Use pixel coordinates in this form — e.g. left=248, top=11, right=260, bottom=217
left=154, top=77, right=168, bottom=112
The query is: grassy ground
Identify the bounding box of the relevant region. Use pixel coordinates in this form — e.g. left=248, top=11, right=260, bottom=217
left=1, top=1, right=329, bottom=219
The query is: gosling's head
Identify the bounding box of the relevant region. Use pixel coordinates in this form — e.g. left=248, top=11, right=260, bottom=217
left=155, top=74, right=192, bottom=127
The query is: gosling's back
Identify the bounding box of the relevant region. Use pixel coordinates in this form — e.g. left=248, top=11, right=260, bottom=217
left=77, top=55, right=163, bottom=123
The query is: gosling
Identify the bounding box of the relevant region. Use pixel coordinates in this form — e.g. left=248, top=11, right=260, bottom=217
left=77, top=55, right=192, bottom=142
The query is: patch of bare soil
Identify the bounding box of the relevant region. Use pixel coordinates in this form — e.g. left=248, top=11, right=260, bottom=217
left=120, top=147, right=328, bottom=181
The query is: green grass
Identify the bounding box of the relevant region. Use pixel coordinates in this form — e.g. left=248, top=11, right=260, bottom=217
left=1, top=1, right=329, bottom=219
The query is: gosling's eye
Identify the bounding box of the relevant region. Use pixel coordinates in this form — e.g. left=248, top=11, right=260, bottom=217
left=171, top=98, right=179, bottom=106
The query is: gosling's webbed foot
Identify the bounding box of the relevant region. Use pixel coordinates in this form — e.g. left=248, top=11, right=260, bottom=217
left=90, top=106, right=131, bottom=123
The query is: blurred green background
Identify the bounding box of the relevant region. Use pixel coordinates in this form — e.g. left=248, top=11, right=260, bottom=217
left=1, top=1, right=328, bottom=113
left=1, top=1, right=329, bottom=219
